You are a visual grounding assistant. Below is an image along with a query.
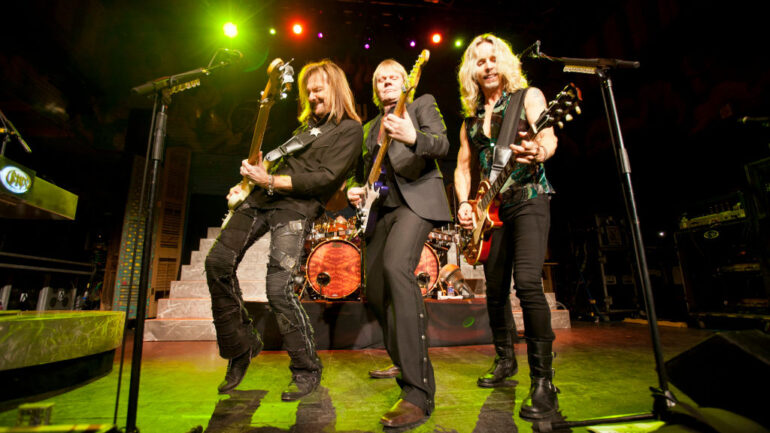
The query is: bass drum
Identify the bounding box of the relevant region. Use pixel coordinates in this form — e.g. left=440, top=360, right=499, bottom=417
left=414, top=243, right=439, bottom=297
left=306, top=239, right=361, bottom=299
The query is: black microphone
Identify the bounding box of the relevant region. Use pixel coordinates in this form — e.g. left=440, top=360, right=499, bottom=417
left=219, top=48, right=244, bottom=62
left=520, top=40, right=542, bottom=59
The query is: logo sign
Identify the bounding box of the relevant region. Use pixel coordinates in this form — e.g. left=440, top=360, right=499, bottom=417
left=0, top=165, right=32, bottom=194
left=703, top=230, right=720, bottom=240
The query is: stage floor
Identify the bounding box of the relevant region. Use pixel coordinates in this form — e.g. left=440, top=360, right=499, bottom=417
left=0, top=322, right=714, bottom=433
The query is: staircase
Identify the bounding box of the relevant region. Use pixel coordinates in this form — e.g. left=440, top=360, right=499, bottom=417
left=144, top=227, right=268, bottom=341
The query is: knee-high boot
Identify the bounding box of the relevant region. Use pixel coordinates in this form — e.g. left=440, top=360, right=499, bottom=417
left=519, top=340, right=560, bottom=419
left=477, top=328, right=518, bottom=388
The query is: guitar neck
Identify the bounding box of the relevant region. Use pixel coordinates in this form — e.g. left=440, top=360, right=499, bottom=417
left=246, top=102, right=275, bottom=165
left=366, top=96, right=409, bottom=186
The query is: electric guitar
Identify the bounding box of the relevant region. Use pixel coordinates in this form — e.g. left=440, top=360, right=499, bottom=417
left=357, top=49, right=430, bottom=238
left=462, top=83, right=582, bottom=265
left=222, top=58, right=293, bottom=228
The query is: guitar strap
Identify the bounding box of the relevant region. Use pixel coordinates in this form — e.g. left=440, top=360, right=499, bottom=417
left=264, top=121, right=337, bottom=163
left=489, top=88, right=528, bottom=183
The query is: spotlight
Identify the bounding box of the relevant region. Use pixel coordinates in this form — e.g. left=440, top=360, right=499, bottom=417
left=658, top=231, right=666, bottom=238
left=364, top=43, right=370, bottom=49
left=269, top=28, right=276, bottom=35
left=223, top=22, right=238, bottom=38
left=431, top=33, right=442, bottom=44
left=292, top=23, right=303, bottom=35
left=317, top=32, right=324, bottom=38
left=454, top=38, right=463, bottom=48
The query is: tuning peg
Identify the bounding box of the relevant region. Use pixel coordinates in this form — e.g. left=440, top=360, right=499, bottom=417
left=557, top=121, right=564, bottom=129
left=565, top=114, right=573, bottom=122
left=575, top=106, right=582, bottom=115
left=280, top=92, right=288, bottom=99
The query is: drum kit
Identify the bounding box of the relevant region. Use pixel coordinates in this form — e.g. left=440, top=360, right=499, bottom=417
left=300, top=215, right=462, bottom=301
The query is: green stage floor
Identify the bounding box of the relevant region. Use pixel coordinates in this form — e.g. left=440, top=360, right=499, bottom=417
left=0, top=322, right=712, bottom=433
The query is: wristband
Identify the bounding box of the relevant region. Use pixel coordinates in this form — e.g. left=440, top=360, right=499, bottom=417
left=267, top=175, right=275, bottom=196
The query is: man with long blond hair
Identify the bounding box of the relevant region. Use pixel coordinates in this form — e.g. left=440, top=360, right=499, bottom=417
left=455, top=34, right=561, bottom=419
left=205, top=59, right=362, bottom=400
left=347, top=58, right=451, bottom=428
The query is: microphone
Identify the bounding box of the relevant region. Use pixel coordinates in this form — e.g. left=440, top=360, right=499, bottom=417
left=520, top=40, right=542, bottom=59
left=219, top=48, right=244, bottom=62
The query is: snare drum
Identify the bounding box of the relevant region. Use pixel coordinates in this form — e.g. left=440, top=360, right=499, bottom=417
left=306, top=239, right=361, bottom=299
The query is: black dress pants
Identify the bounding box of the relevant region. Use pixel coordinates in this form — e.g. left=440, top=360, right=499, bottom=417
left=205, top=206, right=321, bottom=375
left=365, top=205, right=436, bottom=414
left=484, top=195, right=555, bottom=344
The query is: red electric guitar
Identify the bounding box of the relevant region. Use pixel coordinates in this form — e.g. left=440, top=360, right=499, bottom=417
left=462, top=83, right=582, bottom=265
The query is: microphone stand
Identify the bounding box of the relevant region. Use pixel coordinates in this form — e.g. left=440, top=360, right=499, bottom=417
left=122, top=50, right=239, bottom=433
left=528, top=49, right=686, bottom=431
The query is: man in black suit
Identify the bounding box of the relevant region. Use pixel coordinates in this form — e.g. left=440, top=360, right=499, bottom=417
left=347, top=59, right=452, bottom=428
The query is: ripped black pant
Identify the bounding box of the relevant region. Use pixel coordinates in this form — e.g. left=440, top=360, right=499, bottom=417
left=205, top=206, right=321, bottom=376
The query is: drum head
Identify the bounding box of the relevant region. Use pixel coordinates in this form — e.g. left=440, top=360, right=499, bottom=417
left=306, top=239, right=361, bottom=299
left=414, top=243, right=439, bottom=296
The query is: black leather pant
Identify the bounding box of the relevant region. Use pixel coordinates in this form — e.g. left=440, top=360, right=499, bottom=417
left=365, top=205, right=436, bottom=414
left=205, top=206, right=321, bottom=375
left=484, top=195, right=555, bottom=345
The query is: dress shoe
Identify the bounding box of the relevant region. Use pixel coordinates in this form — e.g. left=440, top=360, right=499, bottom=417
left=281, top=372, right=320, bottom=401
left=368, top=364, right=400, bottom=379
left=217, top=337, right=263, bottom=394
left=476, top=355, right=518, bottom=388
left=380, top=399, right=428, bottom=428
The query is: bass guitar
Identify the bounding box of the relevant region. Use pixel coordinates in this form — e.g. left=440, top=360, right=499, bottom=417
left=462, top=83, right=582, bottom=265
left=222, top=58, right=293, bottom=228
left=357, top=49, right=430, bottom=238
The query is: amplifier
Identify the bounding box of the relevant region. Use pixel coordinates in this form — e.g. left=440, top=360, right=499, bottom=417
left=675, top=220, right=768, bottom=314
left=679, top=191, right=747, bottom=230
left=36, top=286, right=77, bottom=311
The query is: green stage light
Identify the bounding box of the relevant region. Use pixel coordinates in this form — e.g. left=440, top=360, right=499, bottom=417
left=223, top=22, right=238, bottom=38
left=454, top=38, right=463, bottom=48
left=269, top=28, right=276, bottom=35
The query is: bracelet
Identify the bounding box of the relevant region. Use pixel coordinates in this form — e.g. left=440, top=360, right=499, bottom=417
left=458, top=200, right=470, bottom=207
left=267, top=175, right=274, bottom=196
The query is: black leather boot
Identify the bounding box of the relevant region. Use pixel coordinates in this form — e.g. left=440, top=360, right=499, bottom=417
left=519, top=340, right=560, bottom=420
left=477, top=344, right=518, bottom=388
left=217, top=334, right=263, bottom=394
left=281, top=371, right=321, bottom=401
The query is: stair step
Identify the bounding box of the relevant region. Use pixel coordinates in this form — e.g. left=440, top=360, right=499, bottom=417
left=169, top=279, right=266, bottom=299
left=144, top=318, right=216, bottom=341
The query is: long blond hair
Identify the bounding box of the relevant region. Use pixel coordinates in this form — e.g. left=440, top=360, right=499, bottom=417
left=371, top=59, right=412, bottom=111
left=298, top=59, right=361, bottom=125
left=458, top=34, right=528, bottom=117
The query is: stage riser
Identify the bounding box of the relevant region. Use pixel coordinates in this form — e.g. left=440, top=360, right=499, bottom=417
left=146, top=226, right=570, bottom=343
left=145, top=304, right=570, bottom=344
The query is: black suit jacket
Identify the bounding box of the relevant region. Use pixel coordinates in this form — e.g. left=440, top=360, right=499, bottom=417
left=360, top=94, right=452, bottom=223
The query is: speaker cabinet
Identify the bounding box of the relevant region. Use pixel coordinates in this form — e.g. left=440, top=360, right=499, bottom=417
left=674, top=220, right=768, bottom=314
left=665, top=330, right=770, bottom=427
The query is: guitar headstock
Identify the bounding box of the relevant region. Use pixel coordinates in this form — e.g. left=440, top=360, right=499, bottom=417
left=404, top=49, right=430, bottom=98
left=261, top=58, right=295, bottom=105
left=537, top=83, right=583, bottom=131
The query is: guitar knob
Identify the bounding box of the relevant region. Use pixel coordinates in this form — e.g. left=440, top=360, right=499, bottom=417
left=557, top=121, right=564, bottom=129
left=565, top=114, right=573, bottom=122
left=575, top=106, right=582, bottom=115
